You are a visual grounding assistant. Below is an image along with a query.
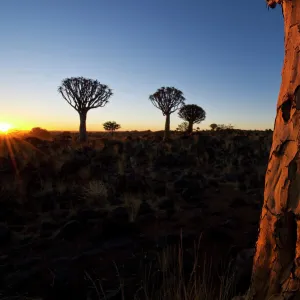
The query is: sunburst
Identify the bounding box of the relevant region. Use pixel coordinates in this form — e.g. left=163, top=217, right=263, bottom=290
left=0, top=123, right=12, bottom=134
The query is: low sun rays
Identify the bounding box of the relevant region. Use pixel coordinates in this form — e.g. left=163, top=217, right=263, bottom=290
left=0, top=131, right=49, bottom=186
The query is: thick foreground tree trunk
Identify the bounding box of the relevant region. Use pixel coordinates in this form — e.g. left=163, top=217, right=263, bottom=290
left=188, top=121, right=193, bottom=134
left=164, top=113, right=170, bottom=140
left=245, top=2, right=300, bottom=299
left=79, top=111, right=87, bottom=143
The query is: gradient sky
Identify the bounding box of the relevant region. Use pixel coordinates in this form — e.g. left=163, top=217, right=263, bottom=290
left=0, top=0, right=284, bottom=131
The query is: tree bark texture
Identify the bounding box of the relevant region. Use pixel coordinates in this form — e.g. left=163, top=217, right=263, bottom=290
left=188, top=121, right=193, bottom=134
left=164, top=114, right=170, bottom=140
left=246, top=1, right=300, bottom=299
left=79, top=111, right=87, bottom=143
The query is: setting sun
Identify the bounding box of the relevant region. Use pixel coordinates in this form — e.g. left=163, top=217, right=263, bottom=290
left=0, top=123, right=12, bottom=133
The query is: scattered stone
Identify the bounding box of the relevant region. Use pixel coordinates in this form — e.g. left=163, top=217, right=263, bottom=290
left=52, top=220, right=82, bottom=241
left=0, top=224, right=10, bottom=245
left=74, top=209, right=107, bottom=223
left=234, top=248, right=255, bottom=294
left=138, top=202, right=154, bottom=215
left=158, top=198, right=174, bottom=210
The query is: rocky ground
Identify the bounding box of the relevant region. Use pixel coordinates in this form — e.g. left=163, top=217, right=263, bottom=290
left=0, top=130, right=272, bottom=299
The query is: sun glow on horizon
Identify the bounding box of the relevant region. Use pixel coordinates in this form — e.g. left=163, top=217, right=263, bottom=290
left=0, top=123, right=13, bottom=133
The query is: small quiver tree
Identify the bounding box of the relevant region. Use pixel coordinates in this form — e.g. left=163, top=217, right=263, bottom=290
left=178, top=104, right=206, bottom=134
left=103, top=121, right=121, bottom=136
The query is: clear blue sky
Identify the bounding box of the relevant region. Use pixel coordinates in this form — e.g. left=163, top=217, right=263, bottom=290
left=0, top=0, right=283, bottom=131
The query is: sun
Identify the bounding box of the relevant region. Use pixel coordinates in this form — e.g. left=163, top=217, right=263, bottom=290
left=0, top=123, right=12, bottom=133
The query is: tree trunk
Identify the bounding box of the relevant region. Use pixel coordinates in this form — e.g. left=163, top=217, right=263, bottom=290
left=164, top=114, right=170, bottom=140
left=188, top=121, right=193, bottom=134
left=79, top=111, right=87, bottom=143
left=246, top=2, right=300, bottom=299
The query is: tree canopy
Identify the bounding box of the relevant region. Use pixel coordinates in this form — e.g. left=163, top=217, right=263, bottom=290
left=178, top=104, right=206, bottom=124
left=149, top=87, right=185, bottom=116
left=103, top=121, right=121, bottom=133
left=58, top=77, right=113, bottom=112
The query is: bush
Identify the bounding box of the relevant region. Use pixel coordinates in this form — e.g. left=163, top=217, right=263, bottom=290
left=29, top=127, right=52, bottom=140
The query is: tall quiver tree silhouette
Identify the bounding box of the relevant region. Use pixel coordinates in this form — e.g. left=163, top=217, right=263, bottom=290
left=58, top=77, right=113, bottom=142
left=149, top=87, right=185, bottom=140
left=178, top=104, right=206, bottom=134
left=243, top=1, right=300, bottom=299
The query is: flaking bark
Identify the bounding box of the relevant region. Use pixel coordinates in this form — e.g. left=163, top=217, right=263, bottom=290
left=245, top=1, right=300, bottom=299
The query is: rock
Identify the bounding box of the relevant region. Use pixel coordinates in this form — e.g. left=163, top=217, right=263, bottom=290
left=146, top=179, right=166, bottom=197
left=41, top=194, right=57, bottom=212
left=138, top=202, right=154, bottom=215
left=208, top=179, right=220, bottom=189
left=0, top=157, right=14, bottom=173
left=52, top=220, right=82, bottom=241
left=0, top=261, right=14, bottom=284
left=74, top=209, right=107, bottom=223
left=230, top=197, right=248, bottom=208
left=41, top=220, right=60, bottom=232
left=203, top=227, right=234, bottom=245
left=3, top=266, right=42, bottom=291
left=0, top=224, right=10, bottom=245
left=15, top=257, right=42, bottom=271
left=110, top=207, right=129, bottom=222
left=174, top=176, right=205, bottom=203
left=137, top=213, right=157, bottom=225
left=158, top=198, right=174, bottom=210
left=45, top=266, right=87, bottom=300
left=223, top=173, right=239, bottom=182
left=0, top=202, right=16, bottom=223
left=102, top=237, right=133, bottom=250
left=24, top=136, right=47, bottom=147
left=221, top=218, right=238, bottom=229
left=102, top=218, right=138, bottom=239
left=153, top=154, right=178, bottom=168
left=234, top=248, right=255, bottom=295
left=59, top=158, right=89, bottom=178
left=72, top=247, right=104, bottom=261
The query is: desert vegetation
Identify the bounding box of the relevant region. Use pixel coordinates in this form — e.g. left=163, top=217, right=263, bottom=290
left=103, top=121, right=121, bottom=136
left=0, top=128, right=272, bottom=299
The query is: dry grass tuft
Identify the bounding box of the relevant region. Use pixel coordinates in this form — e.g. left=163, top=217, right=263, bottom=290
left=82, top=180, right=109, bottom=207
left=123, top=192, right=142, bottom=222
left=138, top=236, right=236, bottom=300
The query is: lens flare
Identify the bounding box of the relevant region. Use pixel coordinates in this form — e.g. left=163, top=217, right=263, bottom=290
left=0, top=123, right=12, bottom=133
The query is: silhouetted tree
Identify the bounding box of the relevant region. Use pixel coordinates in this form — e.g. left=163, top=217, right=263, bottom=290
left=176, top=121, right=189, bottom=132
left=29, top=127, right=52, bottom=140
left=58, top=77, right=113, bottom=142
left=216, top=123, right=234, bottom=131
left=210, top=123, right=218, bottom=131
left=149, top=87, right=185, bottom=140
left=103, top=121, right=121, bottom=135
left=242, top=1, right=300, bottom=300
left=178, top=104, right=206, bottom=133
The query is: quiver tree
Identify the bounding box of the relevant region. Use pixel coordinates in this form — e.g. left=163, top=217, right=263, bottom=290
left=243, top=1, right=300, bottom=299
left=210, top=123, right=218, bottom=131
left=149, top=87, right=185, bottom=140
left=103, top=121, right=121, bottom=135
left=176, top=121, right=189, bottom=133
left=58, top=77, right=113, bottom=142
left=178, top=104, right=206, bottom=134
